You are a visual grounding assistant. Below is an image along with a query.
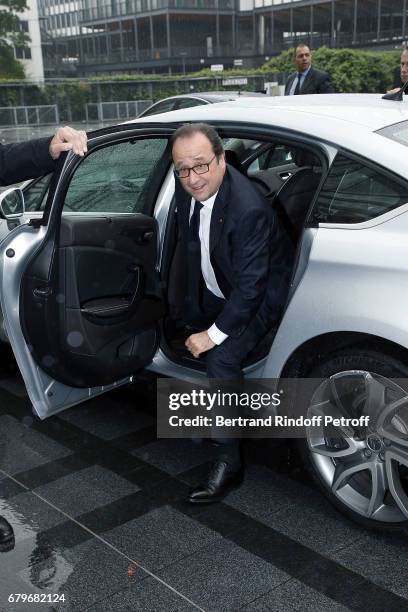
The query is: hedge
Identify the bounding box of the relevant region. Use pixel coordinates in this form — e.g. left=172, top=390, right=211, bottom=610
left=260, top=47, right=401, bottom=93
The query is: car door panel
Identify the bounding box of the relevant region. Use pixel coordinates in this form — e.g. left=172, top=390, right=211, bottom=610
left=0, top=126, right=174, bottom=417
left=21, top=212, right=164, bottom=388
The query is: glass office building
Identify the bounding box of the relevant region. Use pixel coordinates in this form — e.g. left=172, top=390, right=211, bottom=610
left=38, top=0, right=407, bottom=76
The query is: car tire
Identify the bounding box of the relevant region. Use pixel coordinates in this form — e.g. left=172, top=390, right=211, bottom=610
left=297, top=348, right=408, bottom=532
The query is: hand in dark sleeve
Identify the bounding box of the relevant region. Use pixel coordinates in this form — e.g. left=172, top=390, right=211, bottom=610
left=0, top=127, right=87, bottom=186
left=0, top=137, right=56, bottom=186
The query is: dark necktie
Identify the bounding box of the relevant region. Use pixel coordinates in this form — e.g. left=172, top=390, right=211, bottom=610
left=185, top=200, right=203, bottom=324
left=294, top=73, right=302, bottom=95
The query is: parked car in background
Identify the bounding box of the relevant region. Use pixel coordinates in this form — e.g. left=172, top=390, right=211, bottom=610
left=138, top=91, right=266, bottom=117
left=1, top=93, right=408, bottom=532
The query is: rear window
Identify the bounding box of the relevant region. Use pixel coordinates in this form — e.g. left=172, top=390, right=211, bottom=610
left=376, top=120, right=408, bottom=146
left=314, top=153, right=408, bottom=224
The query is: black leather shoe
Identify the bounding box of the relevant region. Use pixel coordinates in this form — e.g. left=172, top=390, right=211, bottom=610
left=187, top=461, right=243, bottom=504
left=0, top=516, right=14, bottom=552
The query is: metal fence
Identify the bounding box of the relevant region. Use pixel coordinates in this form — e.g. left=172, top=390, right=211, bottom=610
left=85, top=100, right=153, bottom=122
left=0, top=105, right=59, bottom=127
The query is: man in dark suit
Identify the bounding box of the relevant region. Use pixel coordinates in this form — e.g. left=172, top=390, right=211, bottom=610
left=285, top=44, right=334, bottom=95
left=388, top=46, right=408, bottom=93
left=400, top=46, right=408, bottom=86
left=172, top=123, right=293, bottom=503
left=0, top=125, right=87, bottom=551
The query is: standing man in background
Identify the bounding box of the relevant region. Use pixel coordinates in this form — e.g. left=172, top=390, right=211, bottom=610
left=388, top=45, right=408, bottom=93
left=0, top=125, right=87, bottom=552
left=400, top=46, right=408, bottom=85
left=285, top=44, right=334, bottom=95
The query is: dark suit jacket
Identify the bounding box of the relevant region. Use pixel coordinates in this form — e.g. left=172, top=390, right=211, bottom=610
left=175, top=165, right=294, bottom=338
left=285, top=67, right=334, bottom=95
left=0, top=137, right=56, bottom=186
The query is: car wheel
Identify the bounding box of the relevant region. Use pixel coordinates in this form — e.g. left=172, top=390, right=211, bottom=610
left=298, top=349, right=408, bottom=531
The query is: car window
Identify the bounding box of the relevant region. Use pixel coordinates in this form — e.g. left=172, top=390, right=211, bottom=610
left=376, top=120, right=408, bottom=147
left=141, top=99, right=177, bottom=116
left=313, top=153, right=408, bottom=224
left=63, top=138, right=169, bottom=214
left=247, top=145, right=293, bottom=174
left=176, top=98, right=207, bottom=109
left=24, top=173, right=52, bottom=212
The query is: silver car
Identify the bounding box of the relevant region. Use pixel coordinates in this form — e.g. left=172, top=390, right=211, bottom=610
left=137, top=91, right=266, bottom=117
left=1, top=93, right=408, bottom=531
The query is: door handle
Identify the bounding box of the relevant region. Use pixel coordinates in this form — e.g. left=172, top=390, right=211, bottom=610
left=128, top=264, right=141, bottom=274
left=33, top=286, right=53, bottom=299
left=280, top=172, right=292, bottom=181
left=142, top=231, right=154, bottom=242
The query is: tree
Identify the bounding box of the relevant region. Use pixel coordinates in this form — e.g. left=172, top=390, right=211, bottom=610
left=261, top=47, right=400, bottom=93
left=0, top=1, right=29, bottom=79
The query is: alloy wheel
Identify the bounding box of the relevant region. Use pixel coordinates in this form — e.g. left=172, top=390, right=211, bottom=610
left=307, top=370, right=408, bottom=523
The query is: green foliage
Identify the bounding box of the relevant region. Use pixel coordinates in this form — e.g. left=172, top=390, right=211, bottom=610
left=261, top=46, right=401, bottom=93
left=259, top=49, right=294, bottom=75
left=0, top=40, right=24, bottom=78
left=0, top=1, right=29, bottom=79
left=0, top=1, right=28, bottom=39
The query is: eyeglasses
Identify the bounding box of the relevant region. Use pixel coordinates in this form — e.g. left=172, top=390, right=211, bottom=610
left=175, top=155, right=216, bottom=178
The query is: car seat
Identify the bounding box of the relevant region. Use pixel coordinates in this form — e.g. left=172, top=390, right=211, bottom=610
left=272, top=150, right=322, bottom=245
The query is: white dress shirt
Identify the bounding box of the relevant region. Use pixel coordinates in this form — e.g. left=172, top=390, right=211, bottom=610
left=189, top=193, right=228, bottom=345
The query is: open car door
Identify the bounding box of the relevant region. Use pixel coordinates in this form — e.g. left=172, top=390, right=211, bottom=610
left=0, top=125, right=174, bottom=419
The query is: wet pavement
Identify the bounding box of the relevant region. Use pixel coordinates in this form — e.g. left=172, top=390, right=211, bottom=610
left=0, top=364, right=407, bottom=612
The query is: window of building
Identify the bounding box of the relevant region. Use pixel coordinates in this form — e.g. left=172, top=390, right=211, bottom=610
left=15, top=46, right=32, bottom=59
left=15, top=19, right=31, bottom=59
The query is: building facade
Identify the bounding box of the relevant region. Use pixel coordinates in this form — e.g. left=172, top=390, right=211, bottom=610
left=38, top=0, right=407, bottom=77
left=15, top=0, right=45, bottom=81
left=38, top=1, right=81, bottom=76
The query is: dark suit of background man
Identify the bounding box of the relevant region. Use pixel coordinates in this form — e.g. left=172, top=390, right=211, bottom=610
left=0, top=126, right=87, bottom=553
left=285, top=44, right=334, bottom=95
left=172, top=123, right=293, bottom=504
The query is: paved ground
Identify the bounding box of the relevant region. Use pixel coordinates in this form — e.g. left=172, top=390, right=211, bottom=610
left=0, top=367, right=407, bottom=612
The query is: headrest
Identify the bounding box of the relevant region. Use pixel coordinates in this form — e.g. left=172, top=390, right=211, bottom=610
left=225, top=149, right=247, bottom=176
left=294, top=149, right=320, bottom=168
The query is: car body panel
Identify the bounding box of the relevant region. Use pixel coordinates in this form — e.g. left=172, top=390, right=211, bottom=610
left=263, top=206, right=408, bottom=378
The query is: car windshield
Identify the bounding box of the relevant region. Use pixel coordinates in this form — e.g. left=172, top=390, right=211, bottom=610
left=376, top=120, right=408, bottom=147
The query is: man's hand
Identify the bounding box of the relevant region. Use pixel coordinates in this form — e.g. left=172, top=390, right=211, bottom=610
left=49, top=126, right=88, bottom=160
left=386, top=87, right=401, bottom=94
left=185, top=331, right=216, bottom=358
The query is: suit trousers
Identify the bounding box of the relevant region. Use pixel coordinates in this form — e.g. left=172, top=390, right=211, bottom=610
left=191, top=285, right=269, bottom=378
left=190, top=287, right=271, bottom=465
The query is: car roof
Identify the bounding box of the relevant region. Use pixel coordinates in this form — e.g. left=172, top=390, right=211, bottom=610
left=226, top=93, right=408, bottom=130
left=138, top=93, right=408, bottom=130
left=130, top=93, right=408, bottom=180
left=149, top=91, right=266, bottom=103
